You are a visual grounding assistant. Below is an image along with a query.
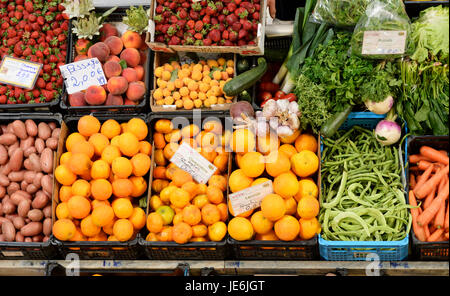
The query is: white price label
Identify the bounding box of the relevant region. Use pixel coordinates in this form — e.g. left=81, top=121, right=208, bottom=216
left=0, top=56, right=42, bottom=89
left=59, top=58, right=107, bottom=94
left=170, top=142, right=217, bottom=184
left=229, top=181, right=273, bottom=216
left=362, top=31, right=407, bottom=55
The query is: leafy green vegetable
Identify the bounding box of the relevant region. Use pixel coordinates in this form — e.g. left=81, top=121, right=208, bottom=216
left=123, top=6, right=149, bottom=34
left=310, top=0, right=371, bottom=27
left=359, top=61, right=402, bottom=103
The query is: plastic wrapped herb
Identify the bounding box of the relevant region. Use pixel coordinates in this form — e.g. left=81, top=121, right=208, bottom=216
left=310, top=0, right=371, bottom=27
left=350, top=0, right=412, bottom=59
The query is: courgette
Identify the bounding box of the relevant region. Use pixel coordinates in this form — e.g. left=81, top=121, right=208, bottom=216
left=223, top=57, right=268, bottom=97
left=320, top=105, right=353, bottom=138
left=237, top=58, right=250, bottom=73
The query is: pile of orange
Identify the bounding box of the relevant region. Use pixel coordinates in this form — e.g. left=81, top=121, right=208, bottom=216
left=227, top=130, right=321, bottom=241
left=146, top=119, right=230, bottom=244
left=53, top=115, right=151, bottom=242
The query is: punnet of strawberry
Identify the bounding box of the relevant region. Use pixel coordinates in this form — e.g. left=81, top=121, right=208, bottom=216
left=153, top=0, right=261, bottom=46
left=0, top=0, right=69, bottom=105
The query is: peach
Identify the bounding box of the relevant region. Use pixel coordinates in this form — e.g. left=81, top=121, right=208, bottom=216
left=74, top=54, right=88, bottom=62
left=121, top=68, right=138, bottom=83
left=124, top=98, right=136, bottom=105
left=85, top=85, right=107, bottom=105
left=121, top=30, right=143, bottom=49
left=104, top=60, right=122, bottom=78
left=100, top=23, right=119, bottom=42
left=107, top=76, right=128, bottom=95
left=126, top=81, right=146, bottom=102
left=104, top=36, right=123, bottom=56
left=134, top=65, right=145, bottom=81
left=87, top=42, right=110, bottom=62
left=105, top=94, right=124, bottom=106
left=68, top=92, right=86, bottom=106
left=106, top=55, right=121, bottom=63
left=120, top=48, right=140, bottom=67
left=139, top=50, right=147, bottom=65
left=75, top=38, right=92, bottom=55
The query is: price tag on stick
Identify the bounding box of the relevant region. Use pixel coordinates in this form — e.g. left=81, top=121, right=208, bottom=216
left=170, top=142, right=218, bottom=184
left=0, top=56, right=42, bottom=89
left=228, top=181, right=274, bottom=217
left=59, top=58, right=107, bottom=94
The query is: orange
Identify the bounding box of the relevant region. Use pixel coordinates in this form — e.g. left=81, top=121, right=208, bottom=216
left=228, top=217, right=254, bottom=241
left=208, top=221, right=227, bottom=241
left=112, top=197, right=134, bottom=219
left=91, top=159, right=111, bottom=180
left=101, top=145, right=121, bottom=165
left=206, top=185, right=224, bottom=204
left=88, top=133, right=110, bottom=156
left=152, top=178, right=169, bottom=193
left=154, top=119, right=173, bottom=134
left=91, top=179, right=113, bottom=201
left=113, top=219, right=134, bottom=242
left=71, top=140, right=95, bottom=159
left=291, top=151, right=319, bottom=178
left=182, top=205, right=202, bottom=226
left=91, top=205, right=115, bottom=227
left=256, top=133, right=280, bottom=155
left=172, top=213, right=183, bottom=225
left=145, top=232, right=158, bottom=241
left=172, top=169, right=193, bottom=187
left=297, top=196, right=319, bottom=219
left=251, top=177, right=270, bottom=187
left=154, top=132, right=166, bottom=149
left=59, top=185, right=73, bottom=202
left=163, top=142, right=179, bottom=160
left=88, top=231, right=108, bottom=241
left=159, top=185, right=177, bottom=204
left=213, top=154, right=228, bottom=172
left=180, top=124, right=200, bottom=138
left=217, top=203, right=228, bottom=222
left=149, top=195, right=163, bottom=211
left=67, top=195, right=91, bottom=219
left=201, top=204, right=221, bottom=225
left=208, top=175, right=227, bottom=192
left=181, top=181, right=199, bottom=198
left=101, top=119, right=121, bottom=139
left=261, top=194, right=286, bottom=222
left=80, top=215, right=101, bottom=237
left=192, top=224, right=208, bottom=237
left=279, top=129, right=301, bottom=144
left=231, top=129, right=256, bottom=153
left=71, top=179, right=91, bottom=197
left=296, top=179, right=318, bottom=201
left=130, top=176, right=147, bottom=198
left=68, top=153, right=92, bottom=175
left=172, top=222, right=193, bottom=244
left=170, top=188, right=190, bottom=208
left=274, top=215, right=300, bottom=241
left=255, top=229, right=279, bottom=241
left=112, top=178, right=133, bottom=198
left=91, top=199, right=111, bottom=209
left=250, top=211, right=274, bottom=234
left=295, top=134, right=318, bottom=153
left=66, top=132, right=86, bottom=152
left=157, top=226, right=173, bottom=242
left=240, top=151, right=265, bottom=178
left=111, top=157, right=133, bottom=179
left=69, top=227, right=87, bottom=242
left=53, top=219, right=76, bottom=241
left=273, top=172, right=299, bottom=198
left=228, top=201, right=254, bottom=218
left=78, top=115, right=101, bottom=137
left=197, top=183, right=207, bottom=195
left=298, top=217, right=320, bottom=240
left=128, top=207, right=146, bottom=230
left=279, top=144, right=298, bottom=159
left=111, top=135, right=121, bottom=147
left=285, top=197, right=298, bottom=215
left=139, top=141, right=152, bottom=155
left=203, top=120, right=222, bottom=134
left=265, top=151, right=291, bottom=177
left=127, top=118, right=148, bottom=141
left=147, top=212, right=164, bottom=233
left=130, top=153, right=150, bottom=177
left=153, top=166, right=167, bottom=180
left=60, top=152, right=72, bottom=165
left=56, top=202, right=71, bottom=220
left=192, top=194, right=209, bottom=209
left=118, top=132, right=140, bottom=157
left=228, top=169, right=253, bottom=193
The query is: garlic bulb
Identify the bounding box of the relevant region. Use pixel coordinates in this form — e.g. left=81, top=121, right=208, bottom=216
left=277, top=125, right=293, bottom=137
left=262, top=99, right=277, bottom=119
left=269, top=117, right=279, bottom=130
left=287, top=113, right=300, bottom=130
left=276, top=99, right=290, bottom=112
left=288, top=101, right=300, bottom=116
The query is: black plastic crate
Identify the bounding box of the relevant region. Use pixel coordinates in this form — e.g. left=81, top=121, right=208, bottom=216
left=139, top=113, right=231, bottom=260
left=405, top=1, right=449, bottom=18
left=0, top=113, right=62, bottom=260
left=407, top=135, right=449, bottom=261
left=50, top=113, right=151, bottom=260
left=60, top=6, right=151, bottom=114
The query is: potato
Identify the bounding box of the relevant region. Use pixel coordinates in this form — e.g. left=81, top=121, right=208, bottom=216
left=23, top=159, right=32, bottom=171
left=25, top=120, right=38, bottom=137
left=40, top=148, right=53, bottom=174
left=41, top=175, right=53, bottom=196
left=17, top=199, right=31, bottom=217
left=51, top=128, right=61, bottom=139
left=24, top=237, right=32, bottom=242
left=45, top=138, right=58, bottom=150
left=12, top=216, right=25, bottom=230
left=43, top=236, right=50, bottom=242
left=7, top=141, right=19, bottom=157
left=33, top=172, right=43, bottom=188
left=0, top=174, right=10, bottom=187
left=32, top=235, right=44, bottom=242
left=26, top=184, right=39, bottom=195
left=28, top=209, right=44, bottom=222
left=1, top=220, right=15, bottom=242
left=20, top=222, right=42, bottom=237
left=34, top=138, right=45, bottom=154
left=8, top=171, right=25, bottom=183
left=0, top=234, right=4, bottom=241
left=20, top=180, right=28, bottom=191
left=48, top=122, right=57, bottom=130
left=20, top=137, right=35, bottom=151
left=10, top=191, right=29, bottom=205
left=24, top=146, right=37, bottom=158
left=0, top=203, right=3, bottom=216
left=12, top=120, right=28, bottom=140
left=9, top=148, right=23, bottom=172
left=32, top=190, right=48, bottom=209
left=0, top=124, right=6, bottom=133
left=15, top=232, right=25, bottom=242
left=37, top=123, right=51, bottom=140
left=23, top=171, right=36, bottom=184
left=7, top=182, right=20, bottom=195
left=43, top=218, right=52, bottom=236
left=0, top=133, right=17, bottom=145
left=0, top=144, right=7, bottom=165
left=0, top=185, right=5, bottom=198
left=0, top=216, right=9, bottom=227
left=42, top=205, right=52, bottom=218
left=28, top=153, right=41, bottom=172
left=2, top=199, right=16, bottom=215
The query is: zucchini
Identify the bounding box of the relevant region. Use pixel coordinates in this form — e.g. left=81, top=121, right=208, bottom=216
left=223, top=58, right=268, bottom=97
left=237, top=58, right=250, bottom=73
left=320, top=105, right=353, bottom=138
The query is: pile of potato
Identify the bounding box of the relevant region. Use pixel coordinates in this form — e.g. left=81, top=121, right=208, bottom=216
left=0, top=119, right=59, bottom=243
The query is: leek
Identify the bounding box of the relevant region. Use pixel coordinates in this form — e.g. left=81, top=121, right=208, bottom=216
left=272, top=44, right=293, bottom=84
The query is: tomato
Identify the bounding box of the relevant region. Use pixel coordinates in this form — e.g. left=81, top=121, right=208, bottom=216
left=274, top=90, right=285, bottom=100
left=260, top=91, right=272, bottom=102
left=281, top=93, right=297, bottom=102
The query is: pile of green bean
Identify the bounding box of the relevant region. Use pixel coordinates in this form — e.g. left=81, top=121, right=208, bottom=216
left=319, top=126, right=412, bottom=241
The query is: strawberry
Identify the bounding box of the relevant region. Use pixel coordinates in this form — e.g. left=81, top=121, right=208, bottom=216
left=222, top=30, right=229, bottom=40
left=232, top=22, right=242, bottom=32
left=235, top=7, right=248, bottom=19
left=208, top=29, right=221, bottom=43
left=189, top=10, right=199, bottom=21
left=252, top=12, right=260, bottom=20
left=194, top=20, right=203, bottom=32
left=194, top=32, right=203, bottom=40
left=191, top=2, right=201, bottom=12
left=238, top=29, right=247, bottom=40
left=202, top=15, right=211, bottom=24
left=206, top=2, right=217, bottom=16
left=168, top=36, right=181, bottom=45
left=203, top=38, right=212, bottom=46
left=0, top=95, right=6, bottom=104
left=226, top=13, right=238, bottom=25
left=186, top=20, right=195, bottom=30
left=243, top=20, right=252, bottom=31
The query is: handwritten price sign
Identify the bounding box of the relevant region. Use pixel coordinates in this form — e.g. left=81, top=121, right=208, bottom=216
left=0, top=56, right=42, bottom=89
left=59, top=58, right=107, bottom=94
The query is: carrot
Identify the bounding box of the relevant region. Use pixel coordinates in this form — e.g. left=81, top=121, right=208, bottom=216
left=413, top=164, right=434, bottom=198
left=414, top=165, right=449, bottom=199
left=417, top=160, right=442, bottom=172
left=445, top=201, right=449, bottom=231
left=427, top=228, right=445, bottom=242
left=409, top=154, right=432, bottom=163
left=423, top=186, right=436, bottom=209
left=417, top=179, right=449, bottom=226
left=409, top=190, right=427, bottom=241
left=433, top=198, right=446, bottom=229
left=420, top=146, right=449, bottom=165
left=424, top=223, right=431, bottom=239
left=409, top=166, right=421, bottom=172
left=439, top=150, right=448, bottom=156
left=410, top=174, right=416, bottom=190
left=445, top=232, right=449, bottom=240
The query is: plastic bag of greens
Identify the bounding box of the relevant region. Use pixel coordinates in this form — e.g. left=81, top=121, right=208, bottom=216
left=310, top=0, right=371, bottom=27
left=350, top=0, right=412, bottom=59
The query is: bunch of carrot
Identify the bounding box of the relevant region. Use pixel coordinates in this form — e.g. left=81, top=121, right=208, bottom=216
left=409, top=146, right=449, bottom=242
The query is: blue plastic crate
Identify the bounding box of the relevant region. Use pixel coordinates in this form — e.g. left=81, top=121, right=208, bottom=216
left=318, top=112, right=410, bottom=261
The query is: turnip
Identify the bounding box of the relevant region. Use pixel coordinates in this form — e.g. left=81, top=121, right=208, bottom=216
left=365, top=95, right=394, bottom=115
left=374, top=109, right=401, bottom=146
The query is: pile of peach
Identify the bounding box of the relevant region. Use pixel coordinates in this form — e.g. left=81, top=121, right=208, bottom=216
left=146, top=119, right=229, bottom=244
left=69, top=23, right=147, bottom=107
left=53, top=116, right=151, bottom=242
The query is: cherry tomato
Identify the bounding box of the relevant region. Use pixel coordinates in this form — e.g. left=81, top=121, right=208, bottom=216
left=281, top=93, right=297, bottom=102
left=274, top=90, right=285, bottom=100
left=260, top=91, right=272, bottom=102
